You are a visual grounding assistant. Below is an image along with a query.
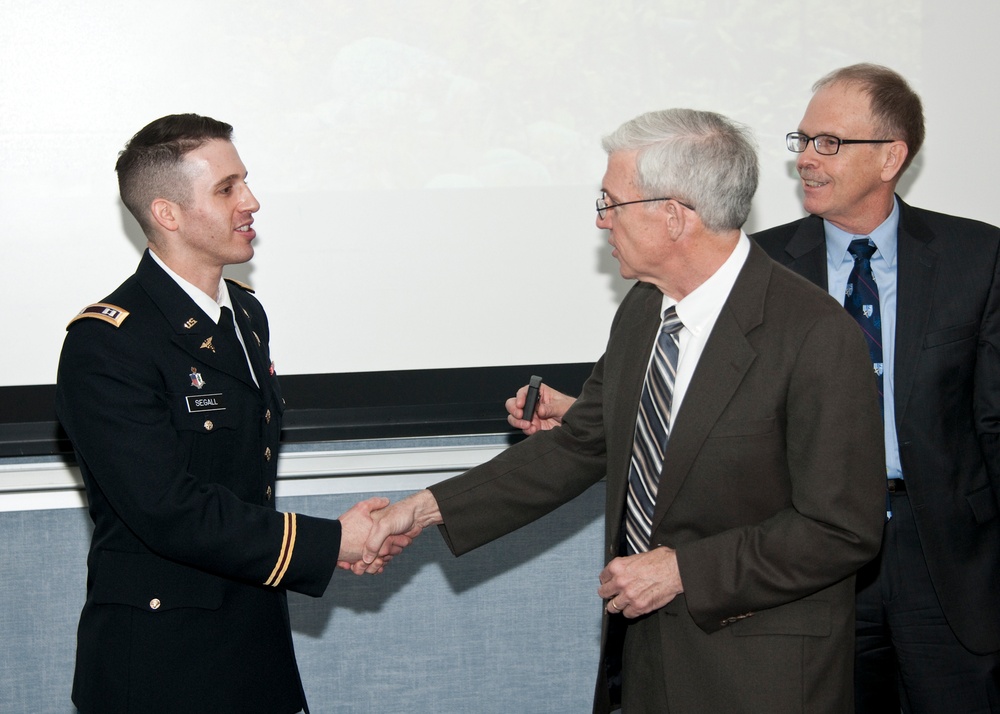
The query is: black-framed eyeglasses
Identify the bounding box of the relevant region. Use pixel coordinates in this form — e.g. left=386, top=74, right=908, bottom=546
left=596, top=192, right=695, bottom=219
left=786, top=132, right=895, bottom=156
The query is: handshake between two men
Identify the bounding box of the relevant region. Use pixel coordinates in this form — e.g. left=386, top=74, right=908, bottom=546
left=334, top=462, right=689, bottom=626
left=339, top=381, right=573, bottom=575
left=332, top=495, right=427, bottom=574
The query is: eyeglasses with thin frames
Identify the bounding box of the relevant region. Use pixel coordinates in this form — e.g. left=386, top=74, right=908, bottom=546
left=596, top=192, right=695, bottom=219
left=786, top=132, right=896, bottom=156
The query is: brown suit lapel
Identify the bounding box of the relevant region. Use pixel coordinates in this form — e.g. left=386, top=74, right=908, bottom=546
left=649, top=244, right=770, bottom=535
left=605, top=285, right=664, bottom=534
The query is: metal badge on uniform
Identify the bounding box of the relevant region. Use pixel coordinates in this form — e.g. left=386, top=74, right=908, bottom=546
left=186, top=392, right=226, bottom=413
left=190, top=367, right=206, bottom=390
left=200, top=336, right=217, bottom=353
left=184, top=317, right=198, bottom=329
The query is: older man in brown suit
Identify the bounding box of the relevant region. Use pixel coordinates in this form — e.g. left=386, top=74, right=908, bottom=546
left=365, top=108, right=885, bottom=713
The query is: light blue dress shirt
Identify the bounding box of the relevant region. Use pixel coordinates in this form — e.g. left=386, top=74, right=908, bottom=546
left=824, top=197, right=902, bottom=479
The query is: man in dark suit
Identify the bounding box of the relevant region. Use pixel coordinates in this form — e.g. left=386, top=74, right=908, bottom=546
left=754, top=64, right=1000, bottom=713
left=56, top=114, right=410, bottom=714
left=364, top=108, right=885, bottom=713
left=508, top=65, right=1000, bottom=713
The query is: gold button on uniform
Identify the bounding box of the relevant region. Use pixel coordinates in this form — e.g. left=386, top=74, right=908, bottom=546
left=149, top=598, right=161, bottom=611
left=204, top=420, right=214, bottom=431
left=266, top=485, right=273, bottom=501
left=264, top=447, right=272, bottom=462
left=265, top=409, right=271, bottom=424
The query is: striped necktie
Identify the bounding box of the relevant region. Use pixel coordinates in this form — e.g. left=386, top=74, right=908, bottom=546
left=625, top=307, right=683, bottom=555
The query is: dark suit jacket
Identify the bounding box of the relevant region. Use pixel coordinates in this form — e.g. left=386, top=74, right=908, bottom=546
left=56, top=251, right=341, bottom=714
left=430, top=242, right=886, bottom=713
left=754, top=198, right=1000, bottom=654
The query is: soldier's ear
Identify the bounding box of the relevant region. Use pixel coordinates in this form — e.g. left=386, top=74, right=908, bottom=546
left=150, top=198, right=180, bottom=233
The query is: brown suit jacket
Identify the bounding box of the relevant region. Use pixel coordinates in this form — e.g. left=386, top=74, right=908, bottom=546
left=430, top=242, right=885, bottom=713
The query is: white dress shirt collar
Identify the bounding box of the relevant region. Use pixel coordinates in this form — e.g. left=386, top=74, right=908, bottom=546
left=148, top=249, right=234, bottom=323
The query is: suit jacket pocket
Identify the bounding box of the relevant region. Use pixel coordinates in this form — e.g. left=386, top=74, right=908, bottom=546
left=923, top=321, right=977, bottom=349
left=730, top=599, right=831, bottom=637
left=967, top=484, right=999, bottom=525
left=168, top=390, right=245, bottom=486
left=91, top=550, right=224, bottom=612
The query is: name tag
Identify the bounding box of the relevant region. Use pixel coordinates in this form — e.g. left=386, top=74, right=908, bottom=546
left=186, top=393, right=226, bottom=413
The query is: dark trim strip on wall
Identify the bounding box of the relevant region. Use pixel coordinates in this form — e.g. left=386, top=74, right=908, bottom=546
left=0, top=363, right=594, bottom=458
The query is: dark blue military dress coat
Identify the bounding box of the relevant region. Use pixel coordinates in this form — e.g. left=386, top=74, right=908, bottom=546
left=56, top=250, right=341, bottom=714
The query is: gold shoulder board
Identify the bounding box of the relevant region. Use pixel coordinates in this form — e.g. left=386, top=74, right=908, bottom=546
left=67, top=303, right=130, bottom=329
left=224, top=278, right=255, bottom=293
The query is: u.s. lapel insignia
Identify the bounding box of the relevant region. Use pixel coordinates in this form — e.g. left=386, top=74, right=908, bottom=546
left=252, top=330, right=261, bottom=347
left=200, top=336, right=217, bottom=353
left=184, top=317, right=198, bottom=329
left=190, top=367, right=206, bottom=389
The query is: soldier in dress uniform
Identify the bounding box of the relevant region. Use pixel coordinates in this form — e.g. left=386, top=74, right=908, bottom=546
left=56, top=114, right=414, bottom=714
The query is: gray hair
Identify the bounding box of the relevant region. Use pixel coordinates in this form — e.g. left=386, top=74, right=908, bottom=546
left=601, top=108, right=758, bottom=232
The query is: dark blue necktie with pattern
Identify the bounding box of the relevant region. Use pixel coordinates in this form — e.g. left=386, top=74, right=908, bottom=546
left=845, top=238, right=891, bottom=517
left=845, top=239, right=884, bottom=413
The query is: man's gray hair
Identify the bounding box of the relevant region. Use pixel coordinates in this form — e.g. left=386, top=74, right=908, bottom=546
left=602, top=108, right=758, bottom=232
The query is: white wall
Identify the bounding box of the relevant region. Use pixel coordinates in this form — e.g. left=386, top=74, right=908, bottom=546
left=2, top=0, right=997, bottom=386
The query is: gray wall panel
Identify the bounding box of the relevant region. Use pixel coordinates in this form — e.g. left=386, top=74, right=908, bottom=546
left=0, top=484, right=605, bottom=713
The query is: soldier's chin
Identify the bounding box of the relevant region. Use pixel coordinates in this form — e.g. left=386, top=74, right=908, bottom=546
left=234, top=245, right=255, bottom=264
